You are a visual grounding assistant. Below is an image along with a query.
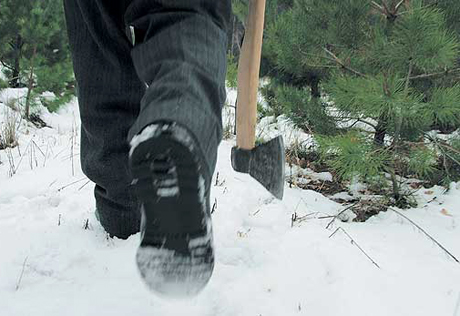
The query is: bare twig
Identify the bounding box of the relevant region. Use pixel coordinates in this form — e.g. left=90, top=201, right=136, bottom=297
left=292, top=212, right=322, bottom=225
left=15, top=256, right=28, bottom=291
left=291, top=213, right=298, bottom=227
left=57, top=177, right=87, bottom=192
left=371, top=1, right=385, bottom=13
left=0, top=59, right=15, bottom=71
left=53, top=147, right=67, bottom=159
left=326, top=201, right=360, bottom=230
left=329, top=227, right=381, bottom=268
left=211, top=198, right=217, bottom=214
left=214, top=172, right=226, bottom=186
left=409, top=68, right=460, bottom=80
left=32, top=140, right=46, bottom=158
left=13, top=139, right=33, bottom=174
left=323, top=48, right=367, bottom=78
left=78, top=180, right=91, bottom=191
left=83, top=219, right=90, bottom=230
left=6, top=147, right=16, bottom=177
left=389, top=208, right=459, bottom=263
left=395, top=0, right=406, bottom=11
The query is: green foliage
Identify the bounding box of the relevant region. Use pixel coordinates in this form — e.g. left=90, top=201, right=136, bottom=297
left=0, top=0, right=75, bottom=113
left=232, top=0, right=293, bottom=26
left=0, top=78, right=7, bottom=90
left=424, top=0, right=460, bottom=39
left=326, top=73, right=430, bottom=140
left=261, top=0, right=460, bottom=200
left=407, top=146, right=437, bottom=179
left=384, top=4, right=459, bottom=72
left=226, top=53, right=238, bottom=89
left=421, top=85, right=460, bottom=128
left=317, top=132, right=390, bottom=182
left=274, top=85, right=336, bottom=134
left=259, top=81, right=287, bottom=118
left=232, top=0, right=249, bottom=25
left=265, top=0, right=369, bottom=80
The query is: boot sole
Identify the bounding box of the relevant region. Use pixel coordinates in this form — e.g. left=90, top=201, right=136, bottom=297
left=129, top=124, right=214, bottom=297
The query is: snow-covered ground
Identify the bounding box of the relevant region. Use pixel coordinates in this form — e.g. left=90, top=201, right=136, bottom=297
left=1, top=95, right=460, bottom=316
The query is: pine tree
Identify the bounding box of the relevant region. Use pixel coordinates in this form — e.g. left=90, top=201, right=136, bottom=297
left=230, top=0, right=293, bottom=77
left=0, top=0, right=74, bottom=117
left=0, top=0, right=30, bottom=87
left=264, top=0, right=370, bottom=100
left=266, top=0, right=460, bottom=202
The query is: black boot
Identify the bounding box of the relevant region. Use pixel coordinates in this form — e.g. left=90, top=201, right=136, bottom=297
left=129, top=122, right=214, bottom=297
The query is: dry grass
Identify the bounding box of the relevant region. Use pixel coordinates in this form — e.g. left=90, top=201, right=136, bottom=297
left=222, top=103, right=235, bottom=140
left=0, top=106, right=20, bottom=150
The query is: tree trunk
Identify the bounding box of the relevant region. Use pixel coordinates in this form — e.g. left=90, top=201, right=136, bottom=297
left=25, top=45, right=37, bottom=120
left=10, top=35, right=23, bottom=88
left=310, top=77, right=321, bottom=99
left=374, top=117, right=387, bottom=146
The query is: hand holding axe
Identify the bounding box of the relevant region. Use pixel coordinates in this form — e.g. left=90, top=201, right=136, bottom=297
left=231, top=0, right=285, bottom=200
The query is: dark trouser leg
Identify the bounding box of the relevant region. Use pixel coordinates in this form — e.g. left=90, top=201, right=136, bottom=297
left=125, top=0, right=231, bottom=178
left=64, top=0, right=231, bottom=239
left=64, top=0, right=145, bottom=239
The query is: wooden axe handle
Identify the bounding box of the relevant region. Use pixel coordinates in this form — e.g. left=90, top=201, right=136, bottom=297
left=236, top=0, right=266, bottom=150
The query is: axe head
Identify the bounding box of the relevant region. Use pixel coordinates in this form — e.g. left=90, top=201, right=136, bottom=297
left=231, top=136, right=285, bottom=200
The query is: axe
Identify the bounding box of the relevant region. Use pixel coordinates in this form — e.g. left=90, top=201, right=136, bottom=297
left=231, top=0, right=285, bottom=200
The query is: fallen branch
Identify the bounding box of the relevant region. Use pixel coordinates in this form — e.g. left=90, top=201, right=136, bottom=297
left=329, top=227, right=381, bottom=269
left=291, top=212, right=324, bottom=227
left=389, top=208, right=459, bottom=263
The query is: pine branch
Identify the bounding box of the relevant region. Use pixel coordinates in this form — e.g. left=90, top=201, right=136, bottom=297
left=371, top=0, right=400, bottom=20
left=322, top=48, right=367, bottom=78
left=336, top=117, right=378, bottom=129
left=371, top=1, right=385, bottom=14
left=409, top=68, right=460, bottom=80
left=0, top=59, right=15, bottom=71
left=389, top=208, right=459, bottom=263
left=424, top=133, right=460, bottom=159
left=381, top=1, right=391, bottom=15
left=395, top=0, right=406, bottom=12
left=429, top=140, right=460, bottom=170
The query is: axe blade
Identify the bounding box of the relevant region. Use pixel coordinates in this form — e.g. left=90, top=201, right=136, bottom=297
left=231, top=136, right=285, bottom=200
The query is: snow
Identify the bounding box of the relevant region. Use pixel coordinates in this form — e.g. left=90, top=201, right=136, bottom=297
left=1, top=97, right=460, bottom=316
left=224, top=88, right=314, bottom=149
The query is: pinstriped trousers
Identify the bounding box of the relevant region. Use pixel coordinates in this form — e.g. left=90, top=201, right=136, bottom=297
left=64, top=0, right=231, bottom=238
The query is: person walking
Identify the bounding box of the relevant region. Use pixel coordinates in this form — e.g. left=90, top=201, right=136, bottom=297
left=63, top=0, right=231, bottom=297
